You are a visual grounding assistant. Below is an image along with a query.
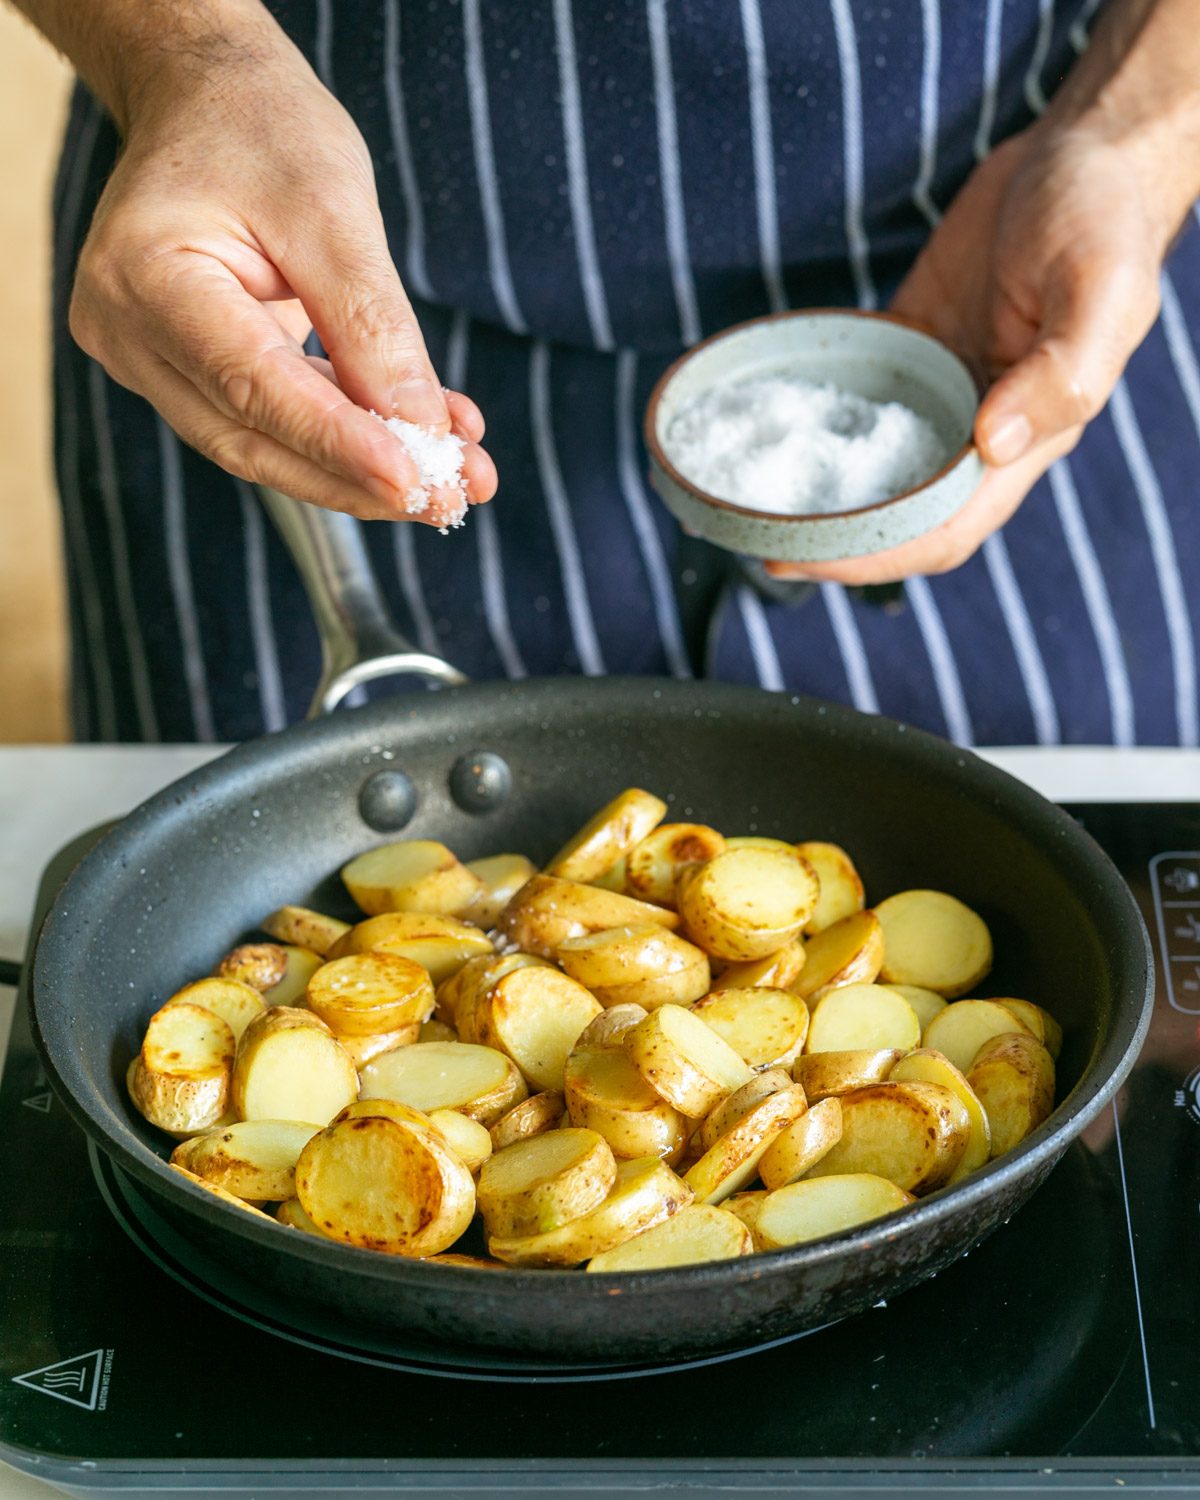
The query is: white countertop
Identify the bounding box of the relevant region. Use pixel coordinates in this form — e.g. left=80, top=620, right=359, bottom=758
left=0, top=742, right=1197, bottom=1497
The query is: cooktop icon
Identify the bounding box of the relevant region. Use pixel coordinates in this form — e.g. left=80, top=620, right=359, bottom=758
left=1164, top=866, right=1200, bottom=894
left=1175, top=1068, right=1200, bottom=1128
left=11, top=1349, right=109, bottom=1411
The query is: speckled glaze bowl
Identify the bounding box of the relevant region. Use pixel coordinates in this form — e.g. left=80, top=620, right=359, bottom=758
left=645, top=309, right=984, bottom=563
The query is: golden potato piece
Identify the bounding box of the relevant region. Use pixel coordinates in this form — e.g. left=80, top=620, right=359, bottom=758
left=966, top=1031, right=1055, bottom=1156
left=574, top=1004, right=649, bottom=1050
left=261, top=904, right=350, bottom=957
left=684, top=1083, right=809, bottom=1204
left=564, top=1047, right=689, bottom=1163
left=624, top=1004, right=753, bottom=1119
left=359, top=1040, right=527, bottom=1126
left=305, top=952, right=435, bottom=1037
left=464, top=854, right=538, bottom=929
left=328, top=912, right=494, bottom=983
left=886, top=984, right=948, bottom=1031
left=691, top=987, right=810, bottom=1070
left=498, top=875, right=680, bottom=959
left=546, top=789, right=667, bottom=884
left=875, top=890, right=993, bottom=997
left=474, top=966, right=602, bottom=1091
left=163, top=977, right=265, bottom=1043
left=996, top=999, right=1063, bottom=1060
left=327, top=1026, right=419, bottom=1072
left=276, top=1196, right=328, bottom=1235
left=215, top=943, right=288, bottom=992
left=170, top=1119, right=321, bottom=1201
left=423, top=1253, right=509, bottom=1269
left=477, top=1128, right=617, bottom=1238
left=793, top=1048, right=904, bottom=1101
left=758, top=1097, right=844, bottom=1190
left=419, top=1019, right=458, bottom=1044
left=699, top=1068, right=794, bottom=1150
left=710, top=940, right=807, bottom=993
left=440, top=951, right=551, bottom=1039
left=805, top=982, right=920, bottom=1055
left=427, top=1108, right=494, bottom=1173
left=921, top=999, right=1033, bottom=1075
left=487, top=1156, right=692, bottom=1267
left=754, top=1174, right=913, bottom=1250
left=130, top=1001, right=236, bottom=1134
left=586, top=1203, right=751, bottom=1271
left=678, top=847, right=819, bottom=962
left=791, top=911, right=884, bottom=1001
left=724, top=1190, right=769, bottom=1234
left=169, top=1164, right=277, bottom=1219
left=559, top=924, right=710, bottom=1010
left=232, top=1007, right=359, bottom=1126
left=341, top=839, right=484, bottom=918
left=590, top=857, right=629, bottom=893
left=805, top=1081, right=969, bottom=1194
left=296, top=1114, right=476, bottom=1256
left=489, top=1090, right=566, bottom=1151
left=795, top=841, right=866, bottom=935
left=890, top=1047, right=991, bottom=1183
left=624, top=823, right=727, bottom=907
left=262, top=945, right=324, bottom=1008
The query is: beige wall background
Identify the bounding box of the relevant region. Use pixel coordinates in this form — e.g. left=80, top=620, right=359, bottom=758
left=0, top=11, right=71, bottom=743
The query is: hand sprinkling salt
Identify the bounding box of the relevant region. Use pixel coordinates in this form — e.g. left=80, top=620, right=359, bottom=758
left=375, top=413, right=468, bottom=532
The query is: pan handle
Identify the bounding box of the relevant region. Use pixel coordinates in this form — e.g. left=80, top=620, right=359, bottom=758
left=256, top=486, right=467, bottom=717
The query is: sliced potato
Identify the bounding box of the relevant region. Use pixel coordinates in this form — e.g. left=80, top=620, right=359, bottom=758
left=804, top=1081, right=969, bottom=1194
left=169, top=1163, right=276, bottom=1219
left=724, top=1190, right=769, bottom=1234
left=162, top=977, right=265, bottom=1043
left=890, top=1047, right=991, bottom=1183
left=477, top=1128, right=617, bottom=1238
left=590, top=857, right=629, bottom=893
left=422, top=1253, right=509, bottom=1269
left=328, top=912, right=494, bottom=983
left=574, top=1004, right=649, bottom=1051
left=332, top=1025, right=419, bottom=1070
left=262, top=945, right=325, bottom=1008
left=261, top=904, right=350, bottom=957
left=440, top=951, right=551, bottom=1039
left=276, top=1196, right=328, bottom=1235
left=921, top=998, right=1033, bottom=1075
left=624, top=1004, right=753, bottom=1118
left=474, top=966, right=602, bottom=1091
left=709, top=940, right=807, bottom=993
left=624, top=823, right=726, bottom=907
left=497, top=875, right=680, bottom=959
left=684, top=1083, right=809, bottom=1204
left=754, top=1174, right=913, bottom=1250
left=487, top=1156, right=692, bottom=1268
left=342, top=839, right=484, bottom=918
left=690, top=987, right=809, bottom=1070
left=699, top=1068, right=794, bottom=1150
left=296, top=1114, right=476, bottom=1255
left=305, top=951, right=435, bottom=1036
left=996, top=998, right=1063, bottom=1059
left=586, top=1203, right=751, bottom=1271
left=359, top=1040, right=527, bottom=1126
left=966, top=1031, right=1055, bottom=1156
left=558, top=924, right=710, bottom=1009
left=130, top=1001, right=236, bottom=1134
left=805, top=982, right=920, bottom=1054
left=464, top=854, right=538, bottom=929
left=419, top=1018, right=457, bottom=1044
left=489, top=1091, right=566, bottom=1151
left=758, top=1097, right=844, bottom=1190
left=793, top=1047, right=906, bottom=1101
left=875, top=890, right=993, bottom=997
left=564, top=1047, right=689, bottom=1163
left=795, top=841, right=866, bottom=934
left=170, top=1119, right=321, bottom=1201
left=215, top=942, right=288, bottom=992
left=231, top=1007, right=359, bottom=1126
left=546, top=788, right=667, bottom=883
left=886, top=984, right=948, bottom=1032
left=427, top=1108, right=494, bottom=1173
left=333, top=1097, right=435, bottom=1130
left=791, top=911, right=884, bottom=1001
left=723, top=836, right=797, bottom=854
left=678, top=847, right=819, bottom=962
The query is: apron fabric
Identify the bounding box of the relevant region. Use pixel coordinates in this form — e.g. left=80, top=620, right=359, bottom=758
left=52, top=1, right=1200, bottom=747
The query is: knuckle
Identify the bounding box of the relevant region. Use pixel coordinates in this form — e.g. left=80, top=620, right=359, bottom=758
left=206, top=427, right=259, bottom=482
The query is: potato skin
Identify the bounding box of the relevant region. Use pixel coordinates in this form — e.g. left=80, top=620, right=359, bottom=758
left=804, top=1081, right=970, bottom=1195
left=498, top=875, right=680, bottom=959
left=966, top=1031, right=1055, bottom=1156
left=564, top=1046, right=690, bottom=1164
left=793, top=1048, right=904, bottom=1101
left=624, top=823, right=727, bottom=908
left=546, top=789, right=667, bottom=884
left=262, top=905, right=350, bottom=957
left=623, top=1005, right=752, bottom=1119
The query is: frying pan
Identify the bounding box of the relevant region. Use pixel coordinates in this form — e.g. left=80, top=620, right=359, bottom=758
left=28, top=492, right=1154, bottom=1368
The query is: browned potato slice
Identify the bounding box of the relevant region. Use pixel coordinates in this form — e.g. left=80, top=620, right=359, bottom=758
left=262, top=904, right=350, bottom=957
left=276, top=1196, right=328, bottom=1235
left=216, top=943, right=289, bottom=992
left=586, top=1203, right=751, bottom=1271
left=296, top=1114, right=475, bottom=1255
left=590, top=857, right=629, bottom=893
left=464, top=854, right=538, bottom=928
left=805, top=1081, right=969, bottom=1194
left=793, top=1048, right=904, bottom=1101
left=439, top=951, right=551, bottom=1039
left=490, top=1090, right=566, bottom=1151
left=487, top=1156, right=692, bottom=1267
left=875, top=890, right=993, bottom=997
left=684, top=1083, right=809, bottom=1203
left=332, top=1025, right=419, bottom=1070
left=966, top=1031, right=1055, bottom=1156
left=921, top=999, right=1033, bottom=1074
left=624, top=823, right=727, bottom=907
left=794, top=841, right=866, bottom=934
left=305, top=952, right=435, bottom=1036
left=130, top=1001, right=236, bottom=1133
left=791, top=911, right=884, bottom=1001
left=805, top=982, right=920, bottom=1054
left=723, top=836, right=797, bottom=854
left=995, top=999, right=1063, bottom=1059
left=328, top=912, right=494, bottom=983
left=724, top=1190, right=769, bottom=1234
left=170, top=1119, right=321, bottom=1201
left=558, top=925, right=710, bottom=1009
left=886, top=984, right=948, bottom=1031
left=262, top=946, right=324, bottom=1008
left=427, top=1109, right=494, bottom=1173
left=169, top=1164, right=277, bottom=1219
left=699, top=1068, right=794, bottom=1150
left=474, top=967, right=602, bottom=1090
left=546, top=789, right=667, bottom=883
left=890, top=1047, right=991, bottom=1182
left=690, top=987, right=810, bottom=1070
left=564, top=1047, right=690, bottom=1162
left=342, top=839, right=484, bottom=918
left=574, top=1004, right=649, bottom=1050
left=359, top=1040, right=528, bottom=1126
left=758, top=1097, right=844, bottom=1190
left=498, top=875, right=680, bottom=959
left=624, top=1004, right=753, bottom=1118
left=163, top=977, right=266, bottom=1043
left=477, top=1128, right=617, bottom=1238
left=753, top=1174, right=913, bottom=1250
left=678, top=847, right=819, bottom=962
left=334, top=1097, right=434, bottom=1129
left=710, top=940, right=807, bottom=992
left=232, top=1007, right=359, bottom=1126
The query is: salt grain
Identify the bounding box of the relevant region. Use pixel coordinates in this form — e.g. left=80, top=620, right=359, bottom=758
left=375, top=413, right=468, bottom=528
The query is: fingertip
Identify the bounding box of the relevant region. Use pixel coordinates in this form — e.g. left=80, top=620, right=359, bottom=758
left=976, top=403, right=1033, bottom=467
left=461, top=442, right=497, bottom=504
left=445, top=389, right=485, bottom=443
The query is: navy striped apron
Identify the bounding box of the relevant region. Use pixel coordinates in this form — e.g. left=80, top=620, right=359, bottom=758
left=52, top=1, right=1200, bottom=747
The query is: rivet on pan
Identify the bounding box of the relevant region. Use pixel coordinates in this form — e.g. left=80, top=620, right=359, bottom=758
left=449, top=751, right=511, bottom=813
left=358, top=769, right=418, bottom=832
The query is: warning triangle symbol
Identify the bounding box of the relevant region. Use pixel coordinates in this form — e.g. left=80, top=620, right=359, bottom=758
left=12, top=1350, right=104, bottom=1411
left=21, top=1092, right=51, bottom=1114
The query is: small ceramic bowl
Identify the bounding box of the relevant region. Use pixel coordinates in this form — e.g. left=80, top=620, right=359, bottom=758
left=645, top=309, right=983, bottom=563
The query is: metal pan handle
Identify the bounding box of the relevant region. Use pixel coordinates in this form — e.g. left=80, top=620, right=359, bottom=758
left=256, top=486, right=467, bottom=717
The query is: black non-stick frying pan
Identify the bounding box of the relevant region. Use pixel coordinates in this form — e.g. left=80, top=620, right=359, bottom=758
left=28, top=497, right=1154, bottom=1369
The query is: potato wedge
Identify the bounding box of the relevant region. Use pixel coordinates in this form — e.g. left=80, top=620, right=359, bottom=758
left=677, top=847, right=819, bottom=962
left=487, top=1156, right=692, bottom=1267
left=684, top=1083, right=809, bottom=1204
left=477, top=1128, right=617, bottom=1238
left=699, top=1068, right=794, bottom=1150
left=170, top=1119, right=321, bottom=1201
left=791, top=911, right=884, bottom=1001
left=305, top=952, right=435, bottom=1036
left=231, top=1007, right=359, bottom=1126
left=758, top=1097, right=844, bottom=1190
left=564, top=1047, right=690, bottom=1163
left=489, top=1091, right=566, bottom=1151
left=215, top=943, right=289, bottom=992
left=262, top=904, right=350, bottom=957
left=464, top=854, right=538, bottom=929
left=328, top=912, right=494, bottom=983
left=498, top=875, right=680, bottom=959
left=546, top=789, right=667, bottom=883
left=921, top=998, right=1033, bottom=1074
left=359, top=1040, right=528, bottom=1126
left=795, top=841, right=866, bottom=934
left=586, top=1203, right=751, bottom=1271
left=793, top=1048, right=904, bottom=1101
left=296, top=1114, right=475, bottom=1255
left=427, top=1109, right=494, bottom=1173
left=875, top=890, right=993, bottom=997
left=558, top=925, right=710, bottom=1010
left=886, top=984, right=948, bottom=1032
left=890, top=1047, right=991, bottom=1183
left=753, top=1174, right=913, bottom=1250
left=966, top=1031, right=1055, bottom=1156
left=276, top=1196, right=328, bottom=1235
left=262, top=946, right=324, bottom=1008
left=169, top=1163, right=277, bottom=1219
left=690, top=987, right=810, bottom=1070
left=624, top=823, right=727, bottom=907
left=624, top=1004, right=753, bottom=1118
left=332, top=1025, right=419, bottom=1070
left=130, top=1001, right=236, bottom=1134
left=996, top=999, right=1063, bottom=1059
left=162, top=977, right=266, bottom=1043
left=805, top=982, right=920, bottom=1054
left=805, top=1081, right=969, bottom=1194
left=342, top=839, right=484, bottom=918
left=709, top=940, right=807, bottom=993
left=574, top=1004, right=649, bottom=1050
left=474, top=967, right=603, bottom=1091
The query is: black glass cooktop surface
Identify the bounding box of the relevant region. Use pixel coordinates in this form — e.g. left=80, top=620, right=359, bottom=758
left=2, top=806, right=1198, bottom=1496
